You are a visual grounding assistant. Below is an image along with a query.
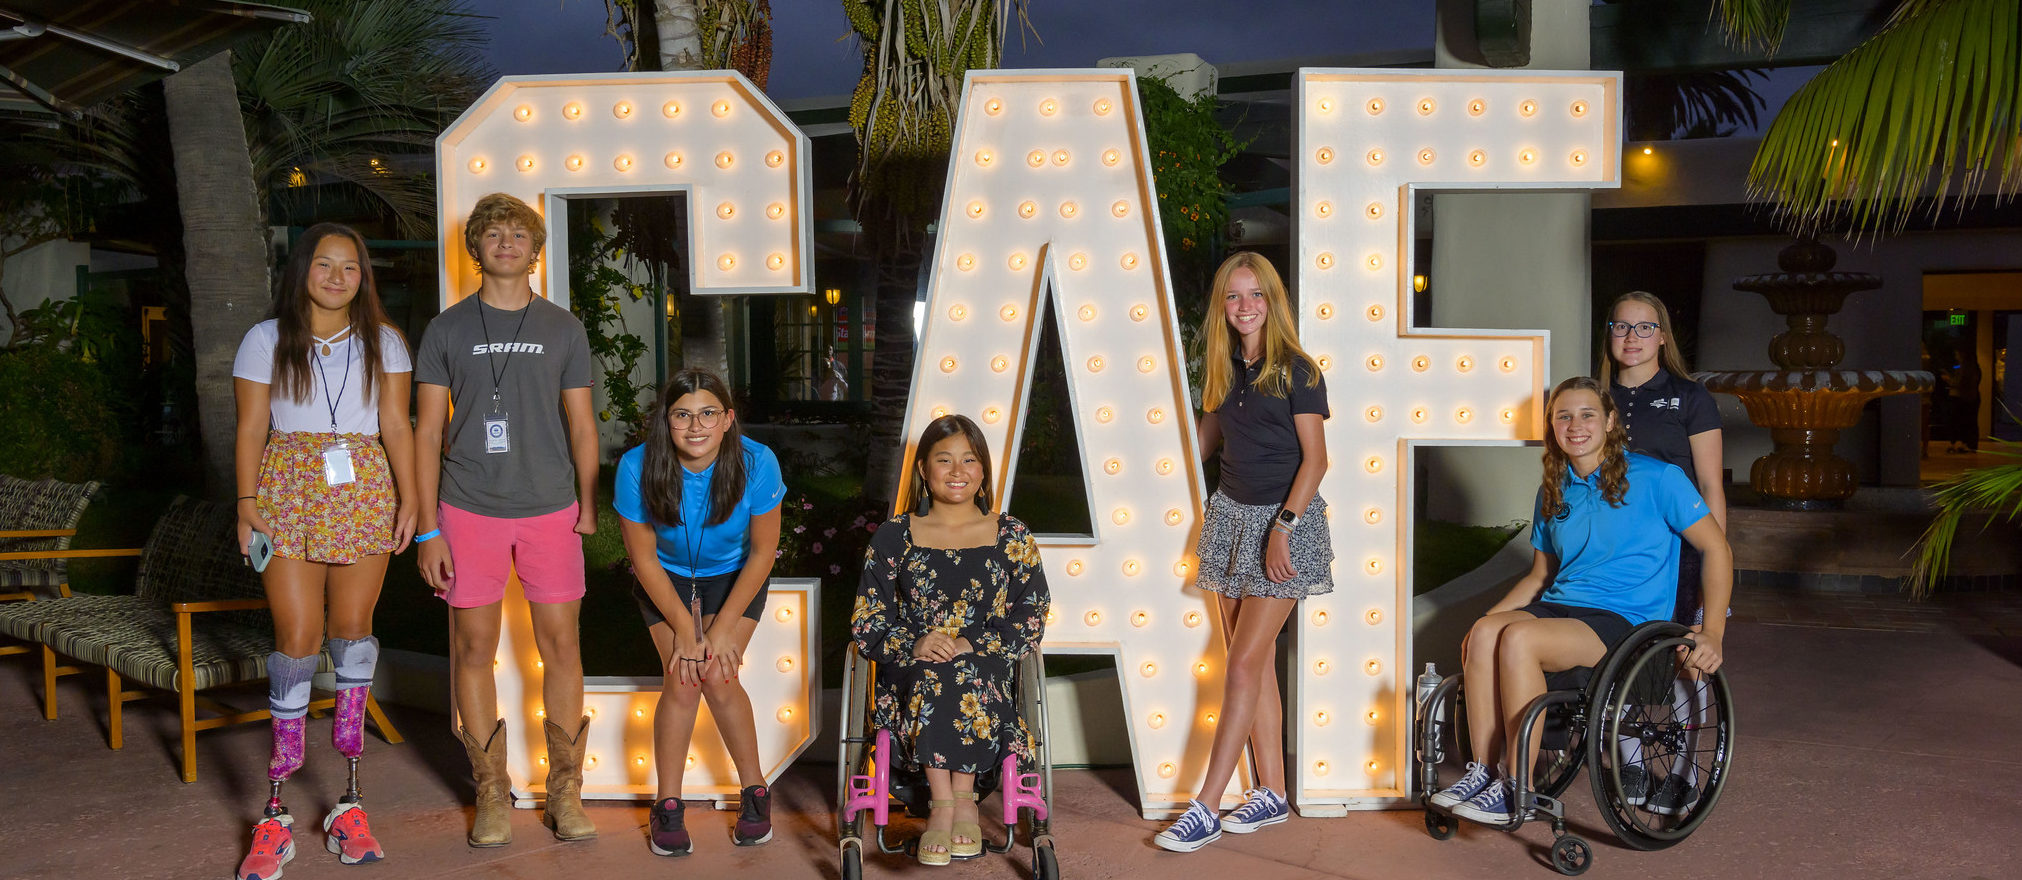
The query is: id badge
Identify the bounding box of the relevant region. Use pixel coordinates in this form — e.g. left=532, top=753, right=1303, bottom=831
left=322, top=442, right=356, bottom=486
left=484, top=416, right=510, bottom=454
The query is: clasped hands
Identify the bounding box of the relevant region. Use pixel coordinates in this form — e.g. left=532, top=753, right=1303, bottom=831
left=912, top=630, right=974, bottom=663
left=670, top=626, right=743, bottom=687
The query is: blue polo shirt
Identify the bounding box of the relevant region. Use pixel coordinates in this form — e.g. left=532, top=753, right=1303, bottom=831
left=1530, top=453, right=1709, bottom=625
left=614, top=438, right=787, bottom=577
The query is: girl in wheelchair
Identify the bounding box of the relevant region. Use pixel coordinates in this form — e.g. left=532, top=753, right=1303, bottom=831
left=1434, top=376, right=1731, bottom=826
left=852, top=414, right=1051, bottom=865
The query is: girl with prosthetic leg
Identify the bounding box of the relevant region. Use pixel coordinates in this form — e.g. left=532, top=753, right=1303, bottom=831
left=233, top=224, right=416, bottom=879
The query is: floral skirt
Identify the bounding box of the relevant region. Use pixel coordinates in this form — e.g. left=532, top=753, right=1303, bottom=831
left=1193, top=490, right=1335, bottom=600
left=256, top=431, right=397, bottom=564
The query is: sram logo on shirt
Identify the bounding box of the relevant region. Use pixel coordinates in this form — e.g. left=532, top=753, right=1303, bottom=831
left=1645, top=397, right=1682, bottom=410
left=472, top=342, right=546, bottom=355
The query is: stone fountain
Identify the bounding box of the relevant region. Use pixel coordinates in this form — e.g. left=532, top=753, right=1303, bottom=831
left=1696, top=239, right=1934, bottom=510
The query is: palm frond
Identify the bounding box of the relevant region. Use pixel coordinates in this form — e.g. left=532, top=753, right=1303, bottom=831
left=1713, top=0, right=1794, bottom=54
left=1747, top=0, right=2021, bottom=237
left=1903, top=437, right=2022, bottom=598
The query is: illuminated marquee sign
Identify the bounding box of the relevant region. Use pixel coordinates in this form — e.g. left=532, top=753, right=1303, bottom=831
left=435, top=72, right=817, bottom=804
left=903, top=69, right=1618, bottom=816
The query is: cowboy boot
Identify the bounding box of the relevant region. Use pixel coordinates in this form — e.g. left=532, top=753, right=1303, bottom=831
left=541, top=715, right=597, bottom=840
left=458, top=719, right=513, bottom=847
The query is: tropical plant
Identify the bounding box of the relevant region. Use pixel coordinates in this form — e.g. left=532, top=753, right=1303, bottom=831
left=1729, top=0, right=2020, bottom=235
left=1624, top=69, right=1768, bottom=141
left=1903, top=437, right=2022, bottom=597
left=844, top=0, right=1032, bottom=505
left=567, top=210, right=657, bottom=447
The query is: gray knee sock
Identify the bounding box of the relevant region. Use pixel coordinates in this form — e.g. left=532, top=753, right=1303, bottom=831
left=267, top=651, right=319, bottom=720
left=327, top=635, right=380, bottom=691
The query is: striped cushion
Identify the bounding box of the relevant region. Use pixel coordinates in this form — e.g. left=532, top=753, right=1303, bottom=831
left=134, top=498, right=269, bottom=631
left=0, top=476, right=100, bottom=598
left=31, top=596, right=304, bottom=692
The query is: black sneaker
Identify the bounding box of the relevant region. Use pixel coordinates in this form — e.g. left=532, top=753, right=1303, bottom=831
left=649, top=797, right=692, bottom=856
left=733, top=785, right=773, bottom=845
left=1618, top=765, right=1651, bottom=806
left=1644, top=773, right=1700, bottom=816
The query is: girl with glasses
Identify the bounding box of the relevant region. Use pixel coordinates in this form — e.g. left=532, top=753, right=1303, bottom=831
left=1600, top=291, right=1727, bottom=815
left=615, top=368, right=786, bottom=855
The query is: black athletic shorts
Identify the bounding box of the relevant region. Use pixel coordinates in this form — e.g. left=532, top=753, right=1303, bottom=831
left=1517, top=600, right=1636, bottom=652
left=632, top=568, right=767, bottom=626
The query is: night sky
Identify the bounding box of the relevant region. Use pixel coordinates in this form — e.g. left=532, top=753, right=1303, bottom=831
left=478, top=0, right=1433, bottom=100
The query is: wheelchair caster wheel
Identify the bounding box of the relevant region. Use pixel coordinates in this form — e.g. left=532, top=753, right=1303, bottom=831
left=1549, top=835, right=1592, bottom=876
left=1423, top=810, right=1456, bottom=841
left=840, top=843, right=864, bottom=880
left=1032, top=841, right=1060, bottom=880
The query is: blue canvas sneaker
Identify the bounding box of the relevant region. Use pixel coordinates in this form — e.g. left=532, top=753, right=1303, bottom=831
left=1152, top=799, right=1222, bottom=853
left=1221, top=788, right=1290, bottom=833
left=1430, top=761, right=1492, bottom=809
left=1450, top=778, right=1515, bottom=825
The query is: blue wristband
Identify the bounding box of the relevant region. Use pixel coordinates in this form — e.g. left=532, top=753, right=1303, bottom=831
left=415, top=529, right=441, bottom=543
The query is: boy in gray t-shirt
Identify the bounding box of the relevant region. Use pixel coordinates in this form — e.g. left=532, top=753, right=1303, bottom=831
left=412, top=193, right=600, bottom=846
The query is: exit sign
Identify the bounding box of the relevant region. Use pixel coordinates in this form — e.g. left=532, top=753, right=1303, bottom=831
left=1950, top=314, right=1968, bottom=326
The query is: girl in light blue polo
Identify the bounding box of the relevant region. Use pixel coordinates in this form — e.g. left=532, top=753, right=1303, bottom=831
left=614, top=369, right=785, bottom=855
left=1432, top=376, right=1733, bottom=826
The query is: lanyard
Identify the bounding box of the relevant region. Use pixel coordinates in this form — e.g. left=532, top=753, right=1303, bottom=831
left=475, top=298, right=531, bottom=412
left=312, top=329, right=354, bottom=433
left=686, top=471, right=709, bottom=623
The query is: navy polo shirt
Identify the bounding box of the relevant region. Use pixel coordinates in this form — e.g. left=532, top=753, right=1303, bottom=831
left=1213, top=354, right=1330, bottom=505
left=614, top=438, right=787, bottom=577
left=1609, top=369, right=1721, bottom=479
left=1530, top=453, right=1709, bottom=625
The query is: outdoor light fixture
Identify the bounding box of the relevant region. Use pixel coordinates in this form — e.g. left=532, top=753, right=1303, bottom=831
left=825, top=287, right=841, bottom=306
left=1412, top=274, right=1428, bottom=293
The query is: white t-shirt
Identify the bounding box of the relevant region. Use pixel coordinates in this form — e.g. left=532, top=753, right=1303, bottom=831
left=233, top=319, right=412, bottom=434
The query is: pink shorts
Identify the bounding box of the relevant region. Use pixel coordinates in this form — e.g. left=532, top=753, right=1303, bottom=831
left=438, top=502, right=587, bottom=608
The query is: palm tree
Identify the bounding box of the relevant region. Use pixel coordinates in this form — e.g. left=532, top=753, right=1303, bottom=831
left=39, top=0, right=491, bottom=493
left=1728, top=0, right=2020, bottom=235
left=844, top=0, right=1031, bottom=504
left=1714, top=0, right=2020, bottom=595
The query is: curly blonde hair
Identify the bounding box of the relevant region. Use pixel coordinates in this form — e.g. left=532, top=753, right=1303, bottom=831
left=462, top=192, right=546, bottom=270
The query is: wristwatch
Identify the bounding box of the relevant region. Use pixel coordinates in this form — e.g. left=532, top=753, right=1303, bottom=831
left=1275, top=508, right=1300, bottom=530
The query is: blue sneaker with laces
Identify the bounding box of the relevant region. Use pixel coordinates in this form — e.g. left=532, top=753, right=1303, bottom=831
left=1152, top=799, right=1222, bottom=852
left=1430, top=761, right=1492, bottom=809
left=1450, top=778, right=1514, bottom=825
left=1221, top=788, right=1289, bottom=833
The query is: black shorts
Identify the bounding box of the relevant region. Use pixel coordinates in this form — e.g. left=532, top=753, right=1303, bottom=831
left=632, top=568, right=767, bottom=626
left=1518, top=601, right=1636, bottom=652
left=1673, top=544, right=1704, bottom=625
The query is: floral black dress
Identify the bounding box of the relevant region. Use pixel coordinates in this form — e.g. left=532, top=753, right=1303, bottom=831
left=852, top=513, right=1050, bottom=774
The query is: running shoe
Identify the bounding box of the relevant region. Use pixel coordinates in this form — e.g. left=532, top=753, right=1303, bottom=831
left=649, top=797, right=692, bottom=856
left=321, top=802, right=384, bottom=865
left=734, top=784, right=773, bottom=845
left=236, top=815, right=295, bottom=880
left=1645, top=773, right=1700, bottom=816
left=1618, top=764, right=1651, bottom=806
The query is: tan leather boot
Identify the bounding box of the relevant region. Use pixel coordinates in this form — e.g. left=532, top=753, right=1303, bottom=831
left=458, top=719, right=513, bottom=847
left=542, top=715, right=597, bottom=840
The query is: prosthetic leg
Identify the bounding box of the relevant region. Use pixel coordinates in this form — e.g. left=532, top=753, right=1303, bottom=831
left=322, top=636, right=385, bottom=864
left=236, top=651, right=317, bottom=880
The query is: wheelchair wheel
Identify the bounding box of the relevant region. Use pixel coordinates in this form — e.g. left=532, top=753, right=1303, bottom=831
left=1549, top=835, right=1593, bottom=875
left=1584, top=625, right=1735, bottom=851
left=1423, top=809, right=1456, bottom=841
left=1033, top=839, right=1060, bottom=880
left=1531, top=705, right=1586, bottom=800
left=840, top=842, right=864, bottom=880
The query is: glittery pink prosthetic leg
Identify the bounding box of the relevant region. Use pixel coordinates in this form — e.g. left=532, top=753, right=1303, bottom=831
left=270, top=715, right=307, bottom=780
left=334, top=688, right=368, bottom=759
left=265, top=650, right=319, bottom=817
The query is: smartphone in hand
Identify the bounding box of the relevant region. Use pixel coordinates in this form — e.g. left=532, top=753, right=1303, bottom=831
left=246, top=530, right=275, bottom=573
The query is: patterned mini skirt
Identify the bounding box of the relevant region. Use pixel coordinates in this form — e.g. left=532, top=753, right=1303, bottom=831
left=256, top=431, right=398, bottom=564
left=1194, top=490, right=1335, bottom=600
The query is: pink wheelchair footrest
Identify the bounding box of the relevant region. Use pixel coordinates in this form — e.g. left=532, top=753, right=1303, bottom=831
left=1001, top=753, right=1049, bottom=824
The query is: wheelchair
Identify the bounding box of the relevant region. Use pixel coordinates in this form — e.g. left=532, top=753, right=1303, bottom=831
left=837, top=646, right=1060, bottom=879
left=1415, top=621, right=1735, bottom=875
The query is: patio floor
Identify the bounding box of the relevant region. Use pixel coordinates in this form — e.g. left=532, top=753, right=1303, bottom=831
left=4, top=588, right=2018, bottom=880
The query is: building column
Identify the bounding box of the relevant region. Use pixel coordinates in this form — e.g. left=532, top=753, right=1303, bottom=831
left=1421, top=0, right=1596, bottom=526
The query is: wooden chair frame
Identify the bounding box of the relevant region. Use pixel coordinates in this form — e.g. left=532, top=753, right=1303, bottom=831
left=1, top=546, right=404, bottom=782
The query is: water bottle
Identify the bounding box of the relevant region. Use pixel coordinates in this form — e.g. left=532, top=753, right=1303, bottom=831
left=1415, top=663, right=1445, bottom=763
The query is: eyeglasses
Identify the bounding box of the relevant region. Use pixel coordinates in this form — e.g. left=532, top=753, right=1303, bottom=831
left=1607, top=321, right=1660, bottom=339
left=669, top=408, right=725, bottom=429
